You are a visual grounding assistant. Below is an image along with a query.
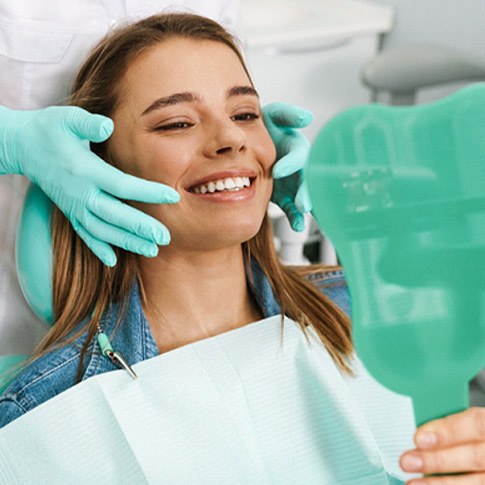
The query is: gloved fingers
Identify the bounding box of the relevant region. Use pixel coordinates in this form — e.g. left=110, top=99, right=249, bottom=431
left=88, top=192, right=171, bottom=245
left=95, top=164, right=180, bottom=203
left=286, top=206, right=306, bottom=233
left=272, top=133, right=310, bottom=178
left=277, top=195, right=306, bottom=232
left=295, top=181, right=313, bottom=213
left=71, top=219, right=118, bottom=267
left=61, top=106, right=114, bottom=143
left=262, top=102, right=313, bottom=129
left=79, top=209, right=162, bottom=258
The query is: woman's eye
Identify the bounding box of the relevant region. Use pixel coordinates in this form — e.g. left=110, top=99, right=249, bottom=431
left=155, top=121, right=193, bottom=131
left=232, top=112, right=260, bottom=122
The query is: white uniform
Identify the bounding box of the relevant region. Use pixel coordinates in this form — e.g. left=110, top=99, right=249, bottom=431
left=0, top=0, right=241, bottom=354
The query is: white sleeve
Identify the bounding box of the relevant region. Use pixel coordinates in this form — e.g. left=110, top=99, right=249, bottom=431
left=0, top=2, right=113, bottom=350
left=214, top=0, right=242, bottom=40
left=158, top=0, right=242, bottom=40
left=0, top=0, right=243, bottom=110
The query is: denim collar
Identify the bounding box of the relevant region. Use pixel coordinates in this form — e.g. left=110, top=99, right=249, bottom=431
left=92, top=259, right=282, bottom=369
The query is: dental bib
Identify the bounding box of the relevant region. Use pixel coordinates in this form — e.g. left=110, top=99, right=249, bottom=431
left=0, top=315, right=415, bottom=484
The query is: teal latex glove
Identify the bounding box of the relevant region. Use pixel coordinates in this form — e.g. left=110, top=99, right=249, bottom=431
left=263, top=102, right=313, bottom=232
left=0, top=105, right=180, bottom=266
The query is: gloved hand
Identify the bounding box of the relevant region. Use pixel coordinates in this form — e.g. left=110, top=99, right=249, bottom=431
left=263, top=102, right=313, bottom=232
left=0, top=105, right=180, bottom=266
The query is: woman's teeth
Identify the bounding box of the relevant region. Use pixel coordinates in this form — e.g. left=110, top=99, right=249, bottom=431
left=192, top=176, right=251, bottom=194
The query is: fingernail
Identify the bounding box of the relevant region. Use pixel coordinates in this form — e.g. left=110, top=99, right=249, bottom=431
left=143, top=245, right=159, bottom=257
left=100, top=118, right=114, bottom=138
left=154, top=230, right=170, bottom=246
left=165, top=190, right=180, bottom=203
left=104, top=254, right=117, bottom=267
left=401, top=453, right=423, bottom=472
left=416, top=432, right=437, bottom=449
left=297, top=110, right=313, bottom=125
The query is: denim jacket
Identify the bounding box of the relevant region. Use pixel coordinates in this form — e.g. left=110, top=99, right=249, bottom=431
left=0, top=264, right=350, bottom=429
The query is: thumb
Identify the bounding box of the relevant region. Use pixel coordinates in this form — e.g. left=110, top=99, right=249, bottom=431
left=63, top=107, right=114, bottom=143
left=263, top=102, right=313, bottom=129
left=295, top=181, right=313, bottom=213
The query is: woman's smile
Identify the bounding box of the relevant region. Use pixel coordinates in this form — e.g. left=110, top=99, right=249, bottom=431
left=186, top=169, right=257, bottom=202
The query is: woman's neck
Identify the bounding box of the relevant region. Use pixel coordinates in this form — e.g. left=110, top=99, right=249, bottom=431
left=137, top=245, right=262, bottom=353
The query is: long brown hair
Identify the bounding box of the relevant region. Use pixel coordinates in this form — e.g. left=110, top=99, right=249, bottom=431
left=29, top=13, right=353, bottom=379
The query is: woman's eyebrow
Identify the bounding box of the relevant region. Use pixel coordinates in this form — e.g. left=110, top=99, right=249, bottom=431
left=141, top=92, right=199, bottom=116
left=227, top=86, right=259, bottom=98
left=141, top=86, right=259, bottom=116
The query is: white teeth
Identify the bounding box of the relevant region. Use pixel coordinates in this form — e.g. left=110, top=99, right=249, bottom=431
left=191, top=176, right=252, bottom=194
left=224, top=178, right=236, bottom=189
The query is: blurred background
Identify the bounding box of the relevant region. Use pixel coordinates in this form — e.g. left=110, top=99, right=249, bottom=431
left=239, top=0, right=485, bottom=405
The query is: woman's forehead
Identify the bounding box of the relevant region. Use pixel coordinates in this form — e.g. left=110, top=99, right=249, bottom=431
left=116, top=38, right=252, bottom=113
left=120, top=38, right=250, bottom=101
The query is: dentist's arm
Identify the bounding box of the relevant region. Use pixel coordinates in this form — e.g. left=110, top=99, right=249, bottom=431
left=0, top=105, right=180, bottom=266
left=263, top=102, right=313, bottom=232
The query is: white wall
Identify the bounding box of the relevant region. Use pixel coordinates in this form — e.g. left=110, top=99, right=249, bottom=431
left=376, top=0, right=485, bottom=59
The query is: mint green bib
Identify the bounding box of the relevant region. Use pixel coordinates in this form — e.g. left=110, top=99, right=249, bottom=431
left=0, top=316, right=415, bottom=484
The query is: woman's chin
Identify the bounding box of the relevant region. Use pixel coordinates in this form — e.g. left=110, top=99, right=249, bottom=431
left=169, top=223, right=263, bottom=252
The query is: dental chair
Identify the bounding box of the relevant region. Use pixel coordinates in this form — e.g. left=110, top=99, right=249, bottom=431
left=0, top=184, right=53, bottom=394
left=0, top=356, right=27, bottom=394
left=361, top=43, right=485, bottom=105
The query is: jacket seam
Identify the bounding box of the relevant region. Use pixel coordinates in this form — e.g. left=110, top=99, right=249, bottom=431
left=8, top=343, right=93, bottom=399
left=0, top=395, right=28, bottom=414
left=306, top=270, right=346, bottom=284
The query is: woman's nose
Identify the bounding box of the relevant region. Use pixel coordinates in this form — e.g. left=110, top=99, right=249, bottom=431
left=204, top=119, right=246, bottom=158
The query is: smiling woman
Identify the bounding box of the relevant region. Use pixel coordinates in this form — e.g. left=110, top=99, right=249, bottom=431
left=3, top=12, right=350, bottom=379
left=0, top=12, right=351, bottom=437
left=0, top=13, right=425, bottom=484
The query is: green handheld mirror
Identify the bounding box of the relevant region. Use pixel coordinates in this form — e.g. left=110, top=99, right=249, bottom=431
left=306, top=83, right=485, bottom=426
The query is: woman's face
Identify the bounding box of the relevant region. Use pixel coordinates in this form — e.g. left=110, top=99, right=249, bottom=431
left=109, top=37, right=276, bottom=252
